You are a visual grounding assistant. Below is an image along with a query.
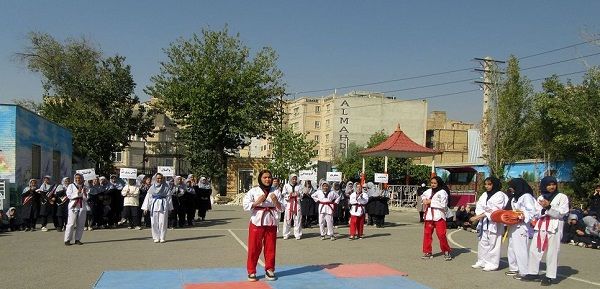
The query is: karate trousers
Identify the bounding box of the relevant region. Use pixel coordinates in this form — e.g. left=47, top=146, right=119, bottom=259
left=247, top=223, right=277, bottom=274
left=64, top=208, right=86, bottom=242
left=507, top=225, right=530, bottom=274
left=422, top=219, right=451, bottom=253
left=319, top=213, right=335, bottom=237
left=476, top=228, right=504, bottom=269
left=282, top=211, right=302, bottom=239
left=527, top=230, right=561, bottom=279
left=151, top=211, right=169, bottom=241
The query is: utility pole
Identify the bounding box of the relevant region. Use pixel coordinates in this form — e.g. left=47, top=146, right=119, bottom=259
left=474, top=57, right=504, bottom=176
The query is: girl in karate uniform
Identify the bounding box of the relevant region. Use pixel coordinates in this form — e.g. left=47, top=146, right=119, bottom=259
left=312, top=180, right=340, bottom=241
left=242, top=169, right=282, bottom=282
left=421, top=176, right=452, bottom=260
left=141, top=173, right=173, bottom=243
left=505, top=178, right=536, bottom=278
left=470, top=177, right=508, bottom=271
left=64, top=173, right=88, bottom=245
left=282, top=174, right=303, bottom=240
left=348, top=183, right=368, bottom=240
left=521, top=176, right=569, bottom=286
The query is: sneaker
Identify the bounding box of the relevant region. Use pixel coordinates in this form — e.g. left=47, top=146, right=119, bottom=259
left=117, top=219, right=126, bottom=226
left=159, top=240, right=166, bottom=243
left=320, top=236, right=326, bottom=240
left=84, top=227, right=88, bottom=231
left=505, top=271, right=518, bottom=276
left=283, top=236, right=289, bottom=240
left=265, top=270, right=276, bottom=281
left=540, top=277, right=552, bottom=286
left=330, top=236, right=336, bottom=241
left=520, top=274, right=542, bottom=282
left=513, top=274, right=524, bottom=280
left=444, top=252, right=452, bottom=261
left=75, top=240, right=83, bottom=245
left=153, top=239, right=159, bottom=243
left=471, top=263, right=484, bottom=269
left=56, top=228, right=63, bottom=232
left=358, top=236, right=363, bottom=240
left=31, top=228, right=36, bottom=232
left=135, top=226, right=142, bottom=230
left=421, top=253, right=433, bottom=259
left=41, top=227, right=48, bottom=232
left=349, top=235, right=355, bottom=240
left=247, top=273, right=258, bottom=282
left=482, top=266, right=497, bottom=272
left=568, top=240, right=576, bottom=245
left=88, top=227, right=94, bottom=231
left=64, top=241, right=71, bottom=246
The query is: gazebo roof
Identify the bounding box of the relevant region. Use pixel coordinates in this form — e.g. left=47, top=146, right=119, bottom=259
left=360, top=125, right=439, bottom=158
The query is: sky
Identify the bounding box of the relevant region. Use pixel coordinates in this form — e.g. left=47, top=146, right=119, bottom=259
left=1, top=1, right=599, bottom=123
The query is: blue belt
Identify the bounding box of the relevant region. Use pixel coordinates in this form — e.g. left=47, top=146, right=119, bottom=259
left=151, top=195, right=167, bottom=215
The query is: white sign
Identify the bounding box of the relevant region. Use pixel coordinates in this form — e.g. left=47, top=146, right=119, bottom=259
left=326, top=172, right=342, bottom=182
left=157, top=166, right=175, bottom=177
left=298, top=170, right=317, bottom=181
left=119, top=168, right=138, bottom=179
left=374, top=173, right=389, bottom=184
left=76, top=168, right=97, bottom=181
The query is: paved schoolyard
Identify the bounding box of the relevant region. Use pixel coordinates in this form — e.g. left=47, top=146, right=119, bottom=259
left=1, top=205, right=599, bottom=289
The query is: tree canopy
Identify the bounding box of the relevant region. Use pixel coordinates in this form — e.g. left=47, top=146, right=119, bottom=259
left=18, top=32, right=155, bottom=175
left=268, top=128, right=318, bottom=181
left=146, top=27, right=285, bottom=193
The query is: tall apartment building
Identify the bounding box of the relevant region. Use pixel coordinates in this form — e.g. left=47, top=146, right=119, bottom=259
left=254, top=91, right=428, bottom=162
left=417, top=111, right=475, bottom=165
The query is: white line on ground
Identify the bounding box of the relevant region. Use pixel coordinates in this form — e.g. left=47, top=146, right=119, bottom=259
left=447, top=229, right=600, bottom=287
left=228, top=229, right=265, bottom=267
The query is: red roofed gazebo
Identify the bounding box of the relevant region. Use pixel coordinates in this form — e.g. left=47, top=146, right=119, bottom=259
left=359, top=124, right=440, bottom=184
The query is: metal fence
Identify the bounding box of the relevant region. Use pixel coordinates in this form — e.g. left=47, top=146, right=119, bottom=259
left=388, top=185, right=420, bottom=207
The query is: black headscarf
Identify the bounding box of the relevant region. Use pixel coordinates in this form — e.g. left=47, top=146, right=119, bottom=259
left=257, top=169, right=272, bottom=193
left=540, top=176, right=559, bottom=201
left=506, top=178, right=533, bottom=209
left=431, top=176, right=451, bottom=195
left=484, top=176, right=502, bottom=202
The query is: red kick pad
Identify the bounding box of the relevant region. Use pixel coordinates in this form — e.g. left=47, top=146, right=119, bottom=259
left=185, top=281, right=273, bottom=289
left=323, top=263, right=408, bottom=278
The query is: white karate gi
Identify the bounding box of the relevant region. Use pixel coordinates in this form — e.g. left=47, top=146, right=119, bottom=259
left=141, top=183, right=173, bottom=242
left=282, top=183, right=303, bottom=239
left=64, top=183, right=89, bottom=242
left=474, top=191, right=508, bottom=270
left=311, top=190, right=340, bottom=237
left=507, top=193, right=537, bottom=274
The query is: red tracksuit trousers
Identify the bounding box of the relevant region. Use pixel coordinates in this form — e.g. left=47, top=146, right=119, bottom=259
left=422, top=219, right=451, bottom=253
left=349, top=215, right=365, bottom=237
left=247, top=223, right=277, bottom=274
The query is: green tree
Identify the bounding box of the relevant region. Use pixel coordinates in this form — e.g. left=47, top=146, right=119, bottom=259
left=268, top=128, right=318, bottom=180
left=146, top=27, right=285, bottom=194
left=18, top=32, right=155, bottom=175
left=534, top=68, right=600, bottom=199
left=485, top=56, right=535, bottom=177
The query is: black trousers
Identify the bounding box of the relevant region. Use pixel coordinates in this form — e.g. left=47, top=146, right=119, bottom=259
left=122, top=206, right=139, bottom=227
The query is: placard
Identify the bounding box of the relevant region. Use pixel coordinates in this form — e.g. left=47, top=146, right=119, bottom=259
left=298, top=170, right=317, bottom=181
left=326, top=172, right=342, bottom=182
left=157, top=166, right=175, bottom=177
left=76, top=168, right=97, bottom=181
left=374, top=173, right=389, bottom=183
left=119, top=168, right=138, bottom=179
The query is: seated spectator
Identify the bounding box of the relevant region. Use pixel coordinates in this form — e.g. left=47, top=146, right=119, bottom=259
left=445, top=207, right=457, bottom=229
left=455, top=206, right=469, bottom=229
left=6, top=207, right=19, bottom=231
left=561, top=214, right=592, bottom=246
left=0, top=209, right=8, bottom=232
left=582, top=211, right=600, bottom=248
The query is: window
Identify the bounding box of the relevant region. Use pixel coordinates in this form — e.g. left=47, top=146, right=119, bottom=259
left=313, top=149, right=319, bottom=156
left=326, top=119, right=330, bottom=127
left=293, top=107, right=299, bottom=116
left=314, top=121, right=320, bottom=129
left=314, top=135, right=320, bottom=141
left=31, top=145, right=41, bottom=179
left=112, top=152, right=123, bottom=163
left=325, top=134, right=330, bottom=142
left=325, top=149, right=330, bottom=156
left=315, top=106, right=321, bottom=113
left=326, top=104, right=331, bottom=112
left=52, top=150, right=61, bottom=182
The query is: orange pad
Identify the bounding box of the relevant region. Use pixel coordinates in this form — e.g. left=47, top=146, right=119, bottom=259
left=323, top=263, right=408, bottom=278
left=490, top=210, right=522, bottom=225
left=184, top=281, right=273, bottom=289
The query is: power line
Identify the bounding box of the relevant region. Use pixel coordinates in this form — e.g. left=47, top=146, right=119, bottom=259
left=379, top=78, right=474, bottom=94
left=521, top=51, right=600, bottom=71
left=292, top=68, right=472, bottom=95
left=530, top=70, right=588, bottom=82
left=518, top=37, right=600, bottom=60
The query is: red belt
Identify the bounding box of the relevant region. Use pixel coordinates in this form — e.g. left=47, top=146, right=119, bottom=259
left=536, top=215, right=550, bottom=251
left=287, top=196, right=298, bottom=220
left=320, top=201, right=336, bottom=214
left=254, top=206, right=276, bottom=226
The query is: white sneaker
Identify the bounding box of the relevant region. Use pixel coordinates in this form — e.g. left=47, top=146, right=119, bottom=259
left=159, top=240, right=166, bottom=243
left=471, top=263, right=484, bottom=269
left=153, top=239, right=159, bottom=243
left=83, top=227, right=88, bottom=231
left=135, top=226, right=142, bottom=230
left=283, top=236, right=289, bottom=240
left=41, top=227, right=48, bottom=232
left=482, top=266, right=497, bottom=272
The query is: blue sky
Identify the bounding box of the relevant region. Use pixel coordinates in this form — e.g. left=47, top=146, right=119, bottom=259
left=1, top=1, right=599, bottom=123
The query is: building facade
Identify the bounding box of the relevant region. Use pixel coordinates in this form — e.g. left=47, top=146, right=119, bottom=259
left=417, top=111, right=475, bottom=165
left=0, top=104, right=73, bottom=210
left=254, top=91, right=429, bottom=162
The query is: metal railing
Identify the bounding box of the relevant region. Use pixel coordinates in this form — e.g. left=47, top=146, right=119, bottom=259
left=388, top=185, right=421, bottom=208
